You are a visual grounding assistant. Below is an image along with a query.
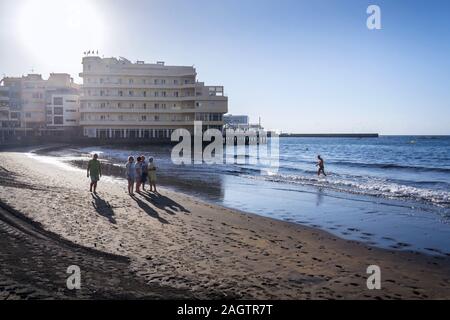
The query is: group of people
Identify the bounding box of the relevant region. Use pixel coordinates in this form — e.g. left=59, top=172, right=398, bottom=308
left=125, top=155, right=157, bottom=195
left=86, top=152, right=325, bottom=195
left=86, top=153, right=157, bottom=195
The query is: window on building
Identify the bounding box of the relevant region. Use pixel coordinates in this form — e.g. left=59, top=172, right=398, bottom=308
left=154, top=79, right=158, bottom=85
left=162, top=91, right=166, bottom=97
left=53, top=97, right=63, bottom=105
left=143, top=79, right=146, bottom=84
left=141, top=115, right=147, bottom=121
left=118, top=103, right=122, bottom=108
left=129, top=79, right=134, bottom=84
left=54, top=107, right=63, bottom=115
left=25, top=113, right=31, bottom=118
left=161, top=79, right=166, bottom=84
left=154, top=92, right=159, bottom=97
left=119, top=91, right=123, bottom=96
left=100, top=78, right=104, bottom=84
left=100, top=115, right=105, bottom=120
left=154, top=103, right=159, bottom=109
left=129, top=91, right=133, bottom=96
left=143, top=103, right=147, bottom=109
left=174, top=92, right=179, bottom=97
left=100, top=103, right=106, bottom=108
left=143, top=91, right=147, bottom=97
left=100, top=90, right=104, bottom=96
left=54, top=117, right=63, bottom=125
left=174, top=79, right=178, bottom=85
left=154, top=115, right=159, bottom=121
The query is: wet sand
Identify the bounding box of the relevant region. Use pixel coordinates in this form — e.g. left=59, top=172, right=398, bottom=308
left=0, top=149, right=450, bottom=299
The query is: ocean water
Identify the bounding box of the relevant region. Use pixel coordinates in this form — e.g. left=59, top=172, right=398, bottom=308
left=56, top=136, right=450, bottom=255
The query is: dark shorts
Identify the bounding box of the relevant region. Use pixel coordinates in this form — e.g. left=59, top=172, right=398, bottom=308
left=141, top=172, right=148, bottom=183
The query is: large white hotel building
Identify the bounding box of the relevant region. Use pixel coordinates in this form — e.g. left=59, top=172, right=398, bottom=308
left=79, top=56, right=228, bottom=140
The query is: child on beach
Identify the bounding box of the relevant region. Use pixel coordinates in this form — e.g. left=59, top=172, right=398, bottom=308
left=135, top=156, right=143, bottom=193
left=87, top=153, right=102, bottom=193
left=317, top=155, right=327, bottom=177
left=125, top=156, right=135, bottom=196
left=141, top=155, right=148, bottom=191
left=148, top=157, right=157, bottom=193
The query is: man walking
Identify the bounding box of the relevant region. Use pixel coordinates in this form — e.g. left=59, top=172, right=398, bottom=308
left=87, top=153, right=102, bottom=193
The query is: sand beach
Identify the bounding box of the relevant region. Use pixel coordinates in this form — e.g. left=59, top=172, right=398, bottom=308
left=0, top=147, right=449, bottom=299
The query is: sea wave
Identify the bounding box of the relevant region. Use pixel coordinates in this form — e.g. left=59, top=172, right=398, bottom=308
left=242, top=172, right=450, bottom=207
left=329, top=161, right=450, bottom=173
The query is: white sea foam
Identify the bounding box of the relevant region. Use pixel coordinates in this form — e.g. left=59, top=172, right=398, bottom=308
left=243, top=172, right=450, bottom=207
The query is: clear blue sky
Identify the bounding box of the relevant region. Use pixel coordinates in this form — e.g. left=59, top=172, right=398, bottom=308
left=1, top=0, right=449, bottom=135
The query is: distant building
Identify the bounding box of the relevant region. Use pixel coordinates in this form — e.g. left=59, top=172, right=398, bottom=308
left=223, top=114, right=263, bottom=132
left=79, top=56, right=228, bottom=139
left=223, top=114, right=249, bottom=126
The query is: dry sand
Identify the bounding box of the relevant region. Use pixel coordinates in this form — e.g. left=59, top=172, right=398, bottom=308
left=0, top=149, right=449, bottom=299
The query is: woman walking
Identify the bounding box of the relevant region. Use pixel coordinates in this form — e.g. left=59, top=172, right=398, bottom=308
left=125, top=156, right=135, bottom=195
left=135, top=156, right=143, bottom=193
left=141, top=155, right=148, bottom=191
left=148, top=157, right=157, bottom=193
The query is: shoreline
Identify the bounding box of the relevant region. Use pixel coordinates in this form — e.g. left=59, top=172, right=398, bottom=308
left=53, top=144, right=450, bottom=257
left=0, top=146, right=450, bottom=299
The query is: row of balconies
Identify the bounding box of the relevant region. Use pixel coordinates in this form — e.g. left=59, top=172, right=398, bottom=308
left=82, top=83, right=197, bottom=89
left=80, top=95, right=199, bottom=102
left=80, top=120, right=223, bottom=126
left=81, top=107, right=193, bottom=113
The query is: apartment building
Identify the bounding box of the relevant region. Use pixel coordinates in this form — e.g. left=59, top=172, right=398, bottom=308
left=1, top=73, right=80, bottom=136
left=79, top=56, right=228, bottom=139
left=0, top=85, right=21, bottom=140
left=46, top=91, right=80, bottom=128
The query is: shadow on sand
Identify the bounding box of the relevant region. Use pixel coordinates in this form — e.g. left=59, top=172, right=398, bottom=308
left=140, top=191, right=190, bottom=215
left=131, top=194, right=170, bottom=224
left=91, top=193, right=116, bottom=224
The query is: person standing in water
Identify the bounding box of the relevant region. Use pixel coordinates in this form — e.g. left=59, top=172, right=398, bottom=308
left=87, top=153, right=102, bottom=193
left=125, top=156, right=135, bottom=196
left=317, top=155, right=327, bottom=176
left=148, top=157, right=157, bottom=193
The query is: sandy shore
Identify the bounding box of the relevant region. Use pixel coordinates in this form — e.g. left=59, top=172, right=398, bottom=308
left=0, top=148, right=449, bottom=299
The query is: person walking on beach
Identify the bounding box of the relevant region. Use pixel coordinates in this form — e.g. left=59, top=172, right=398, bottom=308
left=135, top=156, right=143, bottom=193
left=87, top=153, right=102, bottom=193
left=141, top=155, right=148, bottom=191
left=125, top=156, right=135, bottom=196
left=317, top=155, right=327, bottom=177
left=148, top=157, right=157, bottom=193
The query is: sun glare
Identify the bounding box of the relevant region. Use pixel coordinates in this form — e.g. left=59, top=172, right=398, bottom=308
left=16, top=0, right=107, bottom=68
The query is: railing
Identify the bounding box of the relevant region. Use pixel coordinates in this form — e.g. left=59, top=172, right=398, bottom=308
left=82, top=82, right=196, bottom=89
left=80, top=107, right=196, bottom=113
